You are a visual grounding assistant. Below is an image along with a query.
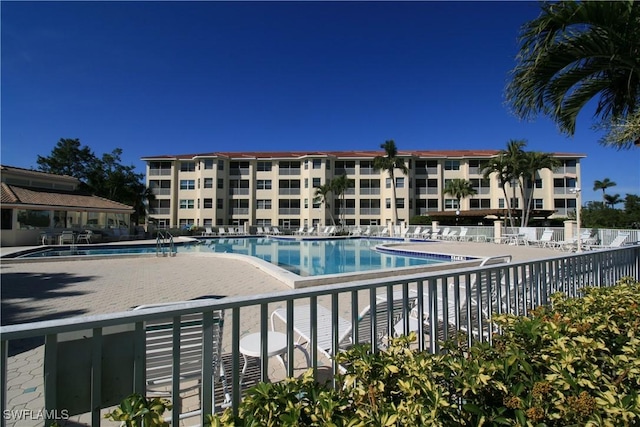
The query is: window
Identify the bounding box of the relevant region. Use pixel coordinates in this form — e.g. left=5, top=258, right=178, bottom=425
left=304, top=178, right=309, bottom=189
left=217, top=160, right=225, bottom=170
left=396, top=177, right=404, bottom=188
left=554, top=199, right=566, bottom=209
left=203, top=218, right=213, bottom=227
left=427, top=199, right=438, bottom=209
left=180, top=180, right=195, bottom=190
left=257, top=180, right=272, bottom=190
left=499, top=198, right=505, bottom=208
left=470, top=199, right=491, bottom=209
left=312, top=178, right=321, bottom=187
left=444, top=199, right=459, bottom=209
left=179, top=199, right=194, bottom=209
left=217, top=179, right=224, bottom=189
left=444, top=160, right=460, bottom=170
left=257, top=161, right=272, bottom=171
left=386, top=178, right=392, bottom=189
left=385, top=198, right=391, bottom=209
left=533, top=199, right=543, bottom=209
left=396, top=198, right=405, bottom=208
left=203, top=198, right=213, bottom=209
left=304, top=198, right=308, bottom=209
left=203, top=159, right=214, bottom=170
left=217, top=199, right=224, bottom=209
left=180, top=162, right=196, bottom=172
left=313, top=159, right=322, bottom=169
left=304, top=160, right=309, bottom=170
left=256, top=199, right=272, bottom=209
left=204, top=178, right=213, bottom=188
left=527, top=179, right=543, bottom=189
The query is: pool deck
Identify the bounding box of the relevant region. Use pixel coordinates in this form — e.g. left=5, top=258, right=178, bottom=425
left=0, top=238, right=561, bottom=425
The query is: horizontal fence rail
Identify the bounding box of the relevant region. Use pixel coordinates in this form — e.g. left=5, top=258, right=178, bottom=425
left=1, top=246, right=638, bottom=426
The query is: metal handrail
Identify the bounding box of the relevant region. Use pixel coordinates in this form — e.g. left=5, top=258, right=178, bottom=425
left=156, top=231, right=175, bottom=257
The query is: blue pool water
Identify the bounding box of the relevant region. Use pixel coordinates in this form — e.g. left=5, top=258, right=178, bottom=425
left=16, top=238, right=464, bottom=277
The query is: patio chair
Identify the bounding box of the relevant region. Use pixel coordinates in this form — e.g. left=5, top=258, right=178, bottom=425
left=456, top=227, right=473, bottom=242
left=133, top=302, right=230, bottom=415
left=270, top=291, right=417, bottom=369
left=436, top=227, right=451, bottom=240
left=76, top=230, right=93, bottom=244
left=294, top=227, right=306, bottom=235
left=58, top=230, right=75, bottom=245
left=376, top=227, right=389, bottom=237
left=407, top=226, right=421, bottom=238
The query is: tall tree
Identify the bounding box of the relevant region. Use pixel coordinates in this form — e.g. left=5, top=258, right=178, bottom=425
left=373, top=140, right=409, bottom=227
left=330, top=174, right=354, bottom=229
left=520, top=151, right=561, bottom=226
left=604, top=193, right=623, bottom=209
left=593, top=178, right=617, bottom=198
left=482, top=154, right=517, bottom=227
left=443, top=179, right=477, bottom=211
left=37, top=139, right=153, bottom=226
left=37, top=138, right=96, bottom=184
left=506, top=0, right=640, bottom=149
left=314, top=182, right=336, bottom=227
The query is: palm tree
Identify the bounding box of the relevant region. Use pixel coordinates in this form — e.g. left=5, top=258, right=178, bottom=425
left=482, top=154, right=517, bottom=227
left=520, top=151, right=561, bottom=226
left=443, top=179, right=477, bottom=212
left=331, top=174, right=354, bottom=229
left=604, top=193, right=622, bottom=209
left=593, top=178, right=617, bottom=198
left=373, top=140, right=409, bottom=227
left=506, top=1, right=640, bottom=149
left=314, top=182, right=336, bottom=227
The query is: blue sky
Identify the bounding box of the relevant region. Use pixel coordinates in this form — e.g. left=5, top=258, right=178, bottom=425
left=2, top=1, right=638, bottom=203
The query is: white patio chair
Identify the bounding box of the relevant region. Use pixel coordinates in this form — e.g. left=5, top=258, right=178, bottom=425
left=133, top=302, right=230, bottom=415
left=270, top=291, right=417, bottom=370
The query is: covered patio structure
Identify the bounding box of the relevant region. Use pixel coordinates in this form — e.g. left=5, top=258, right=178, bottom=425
left=0, top=165, right=135, bottom=247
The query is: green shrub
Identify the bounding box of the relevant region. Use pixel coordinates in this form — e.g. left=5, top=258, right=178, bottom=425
left=210, top=278, right=640, bottom=426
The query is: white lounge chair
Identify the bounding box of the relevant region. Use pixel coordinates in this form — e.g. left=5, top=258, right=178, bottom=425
left=133, top=302, right=230, bottom=413
left=270, top=291, right=417, bottom=370
left=528, top=229, right=558, bottom=248
left=58, top=230, right=75, bottom=245
left=294, top=227, right=306, bottom=235
left=436, top=228, right=451, bottom=240
left=201, top=227, right=216, bottom=237
left=272, top=227, right=282, bottom=235
left=376, top=227, right=389, bottom=237
left=587, top=232, right=630, bottom=250
left=408, top=226, right=421, bottom=238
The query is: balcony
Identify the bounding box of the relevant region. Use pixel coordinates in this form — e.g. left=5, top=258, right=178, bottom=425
left=360, top=188, right=381, bottom=195
left=1, top=246, right=637, bottom=426
left=148, top=168, right=172, bottom=176
left=229, top=188, right=250, bottom=196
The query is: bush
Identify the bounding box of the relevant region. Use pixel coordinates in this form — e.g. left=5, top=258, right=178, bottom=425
left=210, top=278, right=640, bottom=426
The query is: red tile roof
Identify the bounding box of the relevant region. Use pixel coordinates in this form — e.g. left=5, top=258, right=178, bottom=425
left=1, top=183, right=134, bottom=212
left=142, top=149, right=586, bottom=160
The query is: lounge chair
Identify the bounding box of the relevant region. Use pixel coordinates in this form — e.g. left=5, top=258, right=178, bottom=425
left=409, top=255, right=513, bottom=343
left=587, top=232, right=630, bottom=250
left=272, top=227, right=282, bottom=235
left=294, top=227, right=306, bottom=235
left=361, top=226, right=372, bottom=237
left=256, top=227, right=265, bottom=235
left=270, top=291, right=417, bottom=370
left=376, top=227, right=389, bottom=237
left=305, top=227, right=316, bottom=236
left=407, top=226, right=421, bottom=238
left=436, top=228, right=450, bottom=240
left=201, top=227, right=216, bottom=237
left=456, top=227, right=473, bottom=242
left=528, top=229, right=559, bottom=248
left=444, top=230, right=458, bottom=241
left=133, top=301, right=230, bottom=415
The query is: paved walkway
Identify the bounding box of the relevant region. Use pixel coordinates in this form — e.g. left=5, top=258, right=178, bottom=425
left=1, top=239, right=562, bottom=426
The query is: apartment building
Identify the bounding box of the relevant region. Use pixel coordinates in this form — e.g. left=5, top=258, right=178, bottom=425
left=141, top=150, right=584, bottom=229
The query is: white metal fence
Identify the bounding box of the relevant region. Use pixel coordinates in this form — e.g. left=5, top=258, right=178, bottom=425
left=1, top=246, right=638, bottom=426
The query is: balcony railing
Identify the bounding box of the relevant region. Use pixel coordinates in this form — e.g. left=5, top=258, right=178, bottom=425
left=360, top=188, right=381, bottom=195
left=1, top=247, right=638, bottom=426
left=148, top=169, right=172, bottom=176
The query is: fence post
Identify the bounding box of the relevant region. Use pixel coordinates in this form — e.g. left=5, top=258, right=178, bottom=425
left=494, top=220, right=503, bottom=244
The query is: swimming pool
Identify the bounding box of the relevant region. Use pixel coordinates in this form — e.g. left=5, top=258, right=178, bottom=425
left=11, top=237, right=474, bottom=277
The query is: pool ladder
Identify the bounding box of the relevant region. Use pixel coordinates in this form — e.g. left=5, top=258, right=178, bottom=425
left=156, top=231, right=175, bottom=257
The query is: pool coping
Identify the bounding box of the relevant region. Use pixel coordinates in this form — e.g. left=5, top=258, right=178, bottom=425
left=0, top=237, right=485, bottom=289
